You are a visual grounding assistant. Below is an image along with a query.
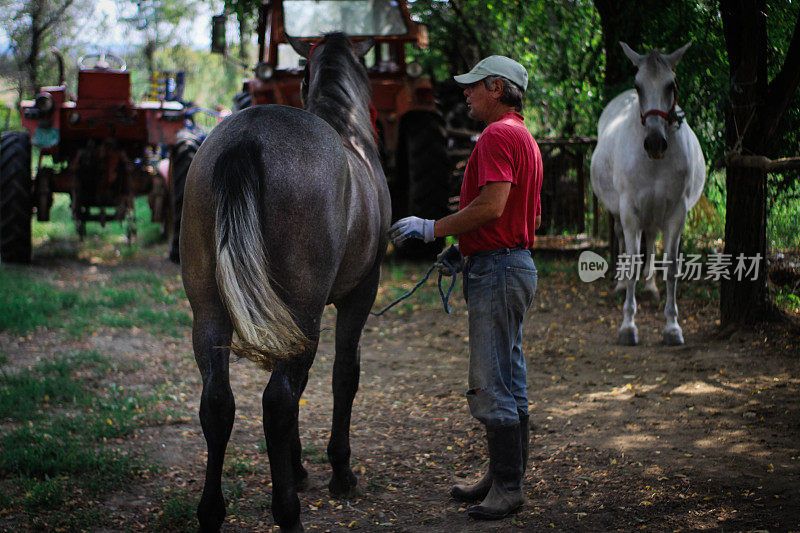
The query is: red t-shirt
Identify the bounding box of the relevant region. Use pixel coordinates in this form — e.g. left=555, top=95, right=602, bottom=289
left=458, top=112, right=543, bottom=257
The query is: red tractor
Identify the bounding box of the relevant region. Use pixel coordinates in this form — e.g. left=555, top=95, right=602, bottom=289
left=0, top=52, right=186, bottom=263
left=177, top=0, right=451, bottom=260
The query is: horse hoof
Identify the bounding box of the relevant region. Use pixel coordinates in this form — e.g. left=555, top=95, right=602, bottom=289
left=663, top=327, right=684, bottom=346
left=618, top=327, right=638, bottom=346
left=328, top=470, right=359, bottom=498
left=197, top=494, right=226, bottom=532
left=278, top=522, right=305, bottom=533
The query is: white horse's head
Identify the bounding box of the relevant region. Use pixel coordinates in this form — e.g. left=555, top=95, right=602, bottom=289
left=620, top=41, right=691, bottom=159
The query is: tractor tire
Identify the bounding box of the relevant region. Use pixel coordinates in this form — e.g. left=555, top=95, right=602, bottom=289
left=394, top=112, right=450, bottom=259
left=0, top=131, right=33, bottom=264
left=168, top=132, right=201, bottom=264
left=232, top=91, right=252, bottom=112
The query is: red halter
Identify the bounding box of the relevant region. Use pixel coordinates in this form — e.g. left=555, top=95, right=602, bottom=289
left=640, top=80, right=680, bottom=126
left=640, top=96, right=677, bottom=125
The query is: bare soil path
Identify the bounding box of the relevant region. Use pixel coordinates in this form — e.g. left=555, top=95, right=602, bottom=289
left=2, top=248, right=799, bottom=532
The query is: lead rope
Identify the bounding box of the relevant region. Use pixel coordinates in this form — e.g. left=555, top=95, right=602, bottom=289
left=370, top=259, right=457, bottom=316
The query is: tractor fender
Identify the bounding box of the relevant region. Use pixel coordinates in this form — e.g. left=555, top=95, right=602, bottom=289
left=397, top=110, right=443, bottom=149
left=390, top=109, right=450, bottom=258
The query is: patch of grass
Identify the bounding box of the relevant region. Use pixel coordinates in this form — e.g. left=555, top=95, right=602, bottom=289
left=20, top=478, right=70, bottom=516
left=99, top=287, right=141, bottom=307
left=302, top=444, right=329, bottom=464
left=0, top=484, right=11, bottom=509
left=1, top=425, right=138, bottom=479
left=768, top=177, right=800, bottom=252
left=0, top=268, right=82, bottom=333
left=679, top=277, right=720, bottom=302
left=774, top=286, right=800, bottom=316
left=32, top=193, right=165, bottom=248
left=376, top=259, right=457, bottom=313
left=0, top=350, right=108, bottom=419
left=225, top=454, right=261, bottom=476
left=114, top=270, right=162, bottom=285
left=154, top=489, right=197, bottom=531
left=534, top=256, right=576, bottom=278
left=0, top=265, right=189, bottom=338
left=0, top=349, right=161, bottom=528
left=133, top=307, right=192, bottom=336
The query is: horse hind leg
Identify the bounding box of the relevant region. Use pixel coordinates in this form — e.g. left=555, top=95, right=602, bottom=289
left=193, top=307, right=235, bottom=532
left=290, top=381, right=311, bottom=492
left=328, top=266, right=380, bottom=498
left=262, top=332, right=318, bottom=533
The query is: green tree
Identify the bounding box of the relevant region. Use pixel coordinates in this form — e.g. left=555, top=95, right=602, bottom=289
left=410, top=0, right=604, bottom=137
left=0, top=0, right=94, bottom=97
left=120, top=0, right=205, bottom=74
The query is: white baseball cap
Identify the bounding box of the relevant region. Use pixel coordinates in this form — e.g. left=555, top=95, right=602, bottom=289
left=454, top=55, right=528, bottom=92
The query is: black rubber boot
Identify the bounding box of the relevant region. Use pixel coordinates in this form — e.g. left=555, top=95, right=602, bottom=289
left=451, top=413, right=530, bottom=502
left=467, top=423, right=524, bottom=520
left=450, top=469, right=492, bottom=502
left=519, top=412, right=530, bottom=475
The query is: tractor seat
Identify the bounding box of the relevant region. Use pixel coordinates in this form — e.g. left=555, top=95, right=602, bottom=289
left=76, top=70, right=131, bottom=104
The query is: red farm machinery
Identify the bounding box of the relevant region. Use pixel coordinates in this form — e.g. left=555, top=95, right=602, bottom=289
left=0, top=52, right=188, bottom=263
left=178, top=0, right=452, bottom=260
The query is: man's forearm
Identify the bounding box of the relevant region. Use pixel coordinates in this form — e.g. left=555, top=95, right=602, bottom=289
left=434, top=181, right=511, bottom=238
left=434, top=202, right=500, bottom=238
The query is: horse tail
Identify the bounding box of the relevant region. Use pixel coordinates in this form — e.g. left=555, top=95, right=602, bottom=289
left=211, top=139, right=311, bottom=370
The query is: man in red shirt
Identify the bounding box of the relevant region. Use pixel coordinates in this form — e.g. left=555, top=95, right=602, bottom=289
left=389, top=55, right=543, bottom=520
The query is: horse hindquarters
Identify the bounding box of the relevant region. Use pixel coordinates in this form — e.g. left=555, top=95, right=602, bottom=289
left=212, top=139, right=313, bottom=370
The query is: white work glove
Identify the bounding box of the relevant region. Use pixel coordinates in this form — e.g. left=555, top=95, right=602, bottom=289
left=436, top=244, right=463, bottom=274
left=388, top=216, right=435, bottom=245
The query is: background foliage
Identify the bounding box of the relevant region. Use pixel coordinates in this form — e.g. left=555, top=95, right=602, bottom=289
left=0, top=0, right=798, bottom=250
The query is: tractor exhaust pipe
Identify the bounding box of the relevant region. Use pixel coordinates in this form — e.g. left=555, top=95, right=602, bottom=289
left=50, top=47, right=65, bottom=86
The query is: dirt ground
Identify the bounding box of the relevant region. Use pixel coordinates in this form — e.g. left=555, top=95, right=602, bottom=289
left=2, top=248, right=800, bottom=532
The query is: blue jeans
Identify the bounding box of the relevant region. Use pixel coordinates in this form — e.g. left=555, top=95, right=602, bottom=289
left=463, top=248, right=537, bottom=428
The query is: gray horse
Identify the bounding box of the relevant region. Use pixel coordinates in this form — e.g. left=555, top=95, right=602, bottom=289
left=180, top=32, right=390, bottom=532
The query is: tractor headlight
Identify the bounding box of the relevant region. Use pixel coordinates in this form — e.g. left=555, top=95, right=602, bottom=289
left=406, top=61, right=423, bottom=78
left=34, top=92, right=55, bottom=116
left=255, top=62, right=274, bottom=81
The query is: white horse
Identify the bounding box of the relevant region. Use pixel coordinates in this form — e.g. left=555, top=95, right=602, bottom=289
left=591, top=42, right=705, bottom=346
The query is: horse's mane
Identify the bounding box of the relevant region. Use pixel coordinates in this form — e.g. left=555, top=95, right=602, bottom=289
left=307, top=32, right=375, bottom=150
left=644, top=50, right=671, bottom=72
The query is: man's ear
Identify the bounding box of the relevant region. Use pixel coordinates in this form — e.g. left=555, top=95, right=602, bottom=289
left=491, top=78, right=504, bottom=98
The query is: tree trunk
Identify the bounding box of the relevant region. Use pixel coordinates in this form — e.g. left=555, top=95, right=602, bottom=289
left=720, top=0, right=800, bottom=324
left=594, top=0, right=651, bottom=268
left=720, top=0, right=771, bottom=324
left=237, top=8, right=248, bottom=63
left=27, top=2, right=43, bottom=93
left=721, top=166, right=769, bottom=323
left=593, top=0, right=648, bottom=103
